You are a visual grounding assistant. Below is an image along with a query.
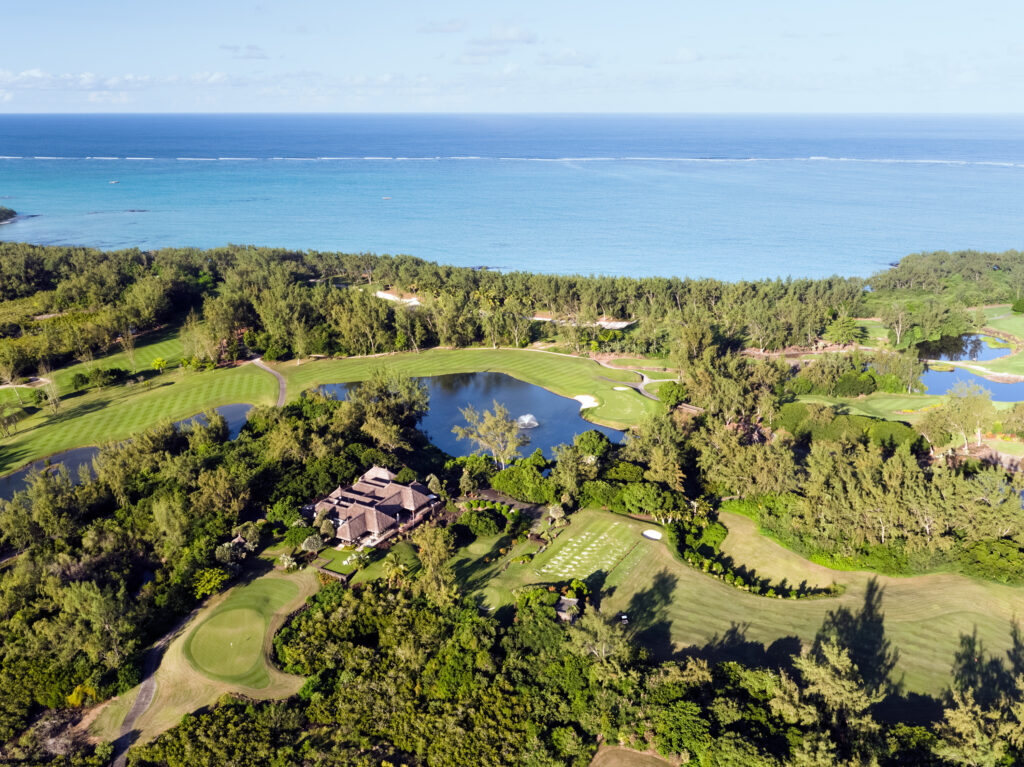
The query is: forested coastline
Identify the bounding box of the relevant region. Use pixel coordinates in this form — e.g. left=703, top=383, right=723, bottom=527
left=0, top=242, right=1010, bottom=381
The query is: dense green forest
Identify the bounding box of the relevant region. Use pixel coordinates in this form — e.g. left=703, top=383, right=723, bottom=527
left=0, top=242, right=1007, bottom=384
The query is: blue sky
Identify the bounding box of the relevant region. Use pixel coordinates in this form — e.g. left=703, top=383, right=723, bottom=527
left=1, top=0, right=1021, bottom=112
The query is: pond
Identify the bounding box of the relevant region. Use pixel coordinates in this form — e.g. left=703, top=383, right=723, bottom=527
left=917, top=333, right=1011, bottom=363
left=0, top=403, right=254, bottom=500
left=320, top=372, right=623, bottom=459
left=921, top=366, right=1024, bottom=401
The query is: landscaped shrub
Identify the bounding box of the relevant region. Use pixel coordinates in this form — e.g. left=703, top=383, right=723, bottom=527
left=786, top=375, right=814, bottom=396
left=394, top=466, right=417, bottom=484
left=867, top=420, right=922, bottom=449
left=834, top=370, right=876, bottom=397
left=581, top=480, right=623, bottom=511
left=460, top=507, right=506, bottom=537
left=1013, top=298, right=1024, bottom=313
left=774, top=402, right=810, bottom=436
left=491, top=462, right=553, bottom=504
left=658, top=380, right=688, bottom=409
left=601, top=460, right=645, bottom=483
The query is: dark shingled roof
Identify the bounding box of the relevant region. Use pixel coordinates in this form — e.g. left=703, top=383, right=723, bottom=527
left=317, top=466, right=435, bottom=543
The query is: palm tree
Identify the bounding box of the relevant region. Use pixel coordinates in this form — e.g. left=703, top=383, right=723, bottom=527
left=383, top=551, right=408, bottom=586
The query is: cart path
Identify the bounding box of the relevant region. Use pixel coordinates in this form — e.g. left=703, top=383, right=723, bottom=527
left=253, top=359, right=287, bottom=406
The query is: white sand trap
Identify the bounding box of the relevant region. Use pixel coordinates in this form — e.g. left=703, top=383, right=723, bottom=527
left=574, top=394, right=599, bottom=409
left=642, top=529, right=663, bottom=540
left=613, top=386, right=629, bottom=391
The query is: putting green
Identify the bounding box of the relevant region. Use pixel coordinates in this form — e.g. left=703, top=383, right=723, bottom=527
left=182, top=577, right=299, bottom=687
left=186, top=608, right=265, bottom=679
left=128, top=568, right=318, bottom=745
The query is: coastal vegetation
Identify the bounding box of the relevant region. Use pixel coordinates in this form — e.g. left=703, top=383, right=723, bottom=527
left=9, top=243, right=1024, bottom=764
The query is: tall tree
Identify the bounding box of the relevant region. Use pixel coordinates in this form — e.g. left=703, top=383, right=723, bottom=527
left=452, top=400, right=528, bottom=469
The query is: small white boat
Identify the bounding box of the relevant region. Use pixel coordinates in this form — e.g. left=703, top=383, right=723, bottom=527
left=109, top=180, right=120, bottom=184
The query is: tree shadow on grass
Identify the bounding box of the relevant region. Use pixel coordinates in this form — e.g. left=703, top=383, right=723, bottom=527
left=813, top=577, right=899, bottom=697
left=812, top=577, right=948, bottom=725
left=452, top=535, right=513, bottom=595
left=676, top=623, right=802, bottom=674
left=949, top=621, right=1024, bottom=710
left=620, top=569, right=677, bottom=658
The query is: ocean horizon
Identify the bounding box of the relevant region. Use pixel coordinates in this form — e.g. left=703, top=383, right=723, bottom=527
left=1, top=113, right=1022, bottom=280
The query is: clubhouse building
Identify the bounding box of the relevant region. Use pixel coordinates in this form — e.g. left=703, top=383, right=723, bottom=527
left=313, top=466, right=439, bottom=546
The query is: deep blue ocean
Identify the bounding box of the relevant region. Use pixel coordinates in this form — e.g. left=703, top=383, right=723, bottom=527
left=1, top=114, right=1023, bottom=280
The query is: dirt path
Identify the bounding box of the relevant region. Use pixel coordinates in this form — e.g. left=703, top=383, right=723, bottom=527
left=252, top=358, right=287, bottom=406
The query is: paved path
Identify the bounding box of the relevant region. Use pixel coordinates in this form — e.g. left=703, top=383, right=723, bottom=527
left=592, top=358, right=665, bottom=401
left=253, top=358, right=287, bottom=406
left=109, top=610, right=197, bottom=767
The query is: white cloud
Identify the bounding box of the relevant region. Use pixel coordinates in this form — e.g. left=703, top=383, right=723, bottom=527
left=87, top=91, right=130, bottom=104
left=460, top=24, right=539, bottom=65
left=418, top=19, right=465, bottom=34
left=0, top=90, right=11, bottom=102
left=220, top=44, right=270, bottom=60
left=190, top=72, right=234, bottom=86
left=662, top=48, right=703, bottom=65
left=482, top=25, right=537, bottom=44
left=539, top=48, right=597, bottom=68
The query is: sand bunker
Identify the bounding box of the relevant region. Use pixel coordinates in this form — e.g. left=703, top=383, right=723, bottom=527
left=574, top=395, right=599, bottom=409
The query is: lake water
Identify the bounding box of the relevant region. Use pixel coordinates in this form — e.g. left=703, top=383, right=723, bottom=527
left=0, top=403, right=253, bottom=500
left=916, top=333, right=1024, bottom=400
left=917, top=334, right=1010, bottom=363
left=2, top=114, right=1024, bottom=280
left=921, top=366, right=1024, bottom=401
left=321, top=372, right=622, bottom=459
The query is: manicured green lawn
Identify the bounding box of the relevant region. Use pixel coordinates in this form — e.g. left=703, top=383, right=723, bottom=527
left=0, top=327, right=280, bottom=475
left=50, top=325, right=187, bottom=390
left=131, top=568, right=318, bottom=744
left=451, top=508, right=1024, bottom=696
left=977, top=353, right=1024, bottom=376
left=452, top=511, right=662, bottom=610
left=271, top=348, right=660, bottom=429
left=641, top=369, right=679, bottom=380
left=0, top=364, right=278, bottom=475
left=605, top=356, right=670, bottom=369
left=1, top=343, right=659, bottom=478
left=796, top=393, right=944, bottom=423
left=713, top=510, right=1024, bottom=695
left=856, top=318, right=891, bottom=345
left=982, top=307, right=1024, bottom=340
left=318, top=546, right=360, bottom=575
left=352, top=540, right=419, bottom=585
left=182, top=576, right=299, bottom=687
